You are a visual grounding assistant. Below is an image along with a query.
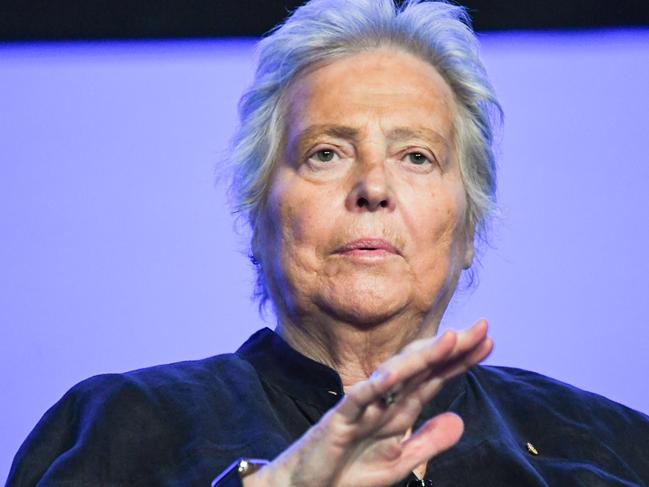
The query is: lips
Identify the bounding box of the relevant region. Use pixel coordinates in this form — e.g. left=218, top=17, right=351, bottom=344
left=335, top=238, right=399, bottom=256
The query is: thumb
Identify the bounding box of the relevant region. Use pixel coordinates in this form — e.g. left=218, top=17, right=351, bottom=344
left=399, top=412, right=464, bottom=469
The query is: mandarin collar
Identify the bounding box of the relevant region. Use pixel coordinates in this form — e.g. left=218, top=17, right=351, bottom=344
left=237, top=327, right=467, bottom=416
left=237, top=328, right=345, bottom=407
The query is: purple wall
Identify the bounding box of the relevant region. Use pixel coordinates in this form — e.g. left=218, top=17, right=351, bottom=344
left=1, top=31, right=648, bottom=480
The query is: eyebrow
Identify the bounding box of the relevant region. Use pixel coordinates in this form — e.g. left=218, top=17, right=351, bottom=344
left=293, top=124, right=361, bottom=147
left=293, top=124, right=449, bottom=149
left=386, top=127, right=450, bottom=149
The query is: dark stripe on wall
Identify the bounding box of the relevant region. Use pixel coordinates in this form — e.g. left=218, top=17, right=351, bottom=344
left=1, top=0, right=648, bottom=42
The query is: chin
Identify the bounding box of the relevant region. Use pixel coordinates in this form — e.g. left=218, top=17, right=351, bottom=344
left=315, top=277, right=411, bottom=328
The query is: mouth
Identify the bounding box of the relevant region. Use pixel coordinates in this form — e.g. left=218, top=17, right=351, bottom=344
left=335, top=238, right=400, bottom=257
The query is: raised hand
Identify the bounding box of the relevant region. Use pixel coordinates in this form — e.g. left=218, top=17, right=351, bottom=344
left=245, top=320, right=493, bottom=487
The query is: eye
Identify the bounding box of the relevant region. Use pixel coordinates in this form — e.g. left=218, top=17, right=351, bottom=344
left=406, top=152, right=430, bottom=165
left=309, top=149, right=337, bottom=163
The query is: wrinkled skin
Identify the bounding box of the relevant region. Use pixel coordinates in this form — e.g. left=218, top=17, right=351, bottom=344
left=247, top=49, right=492, bottom=486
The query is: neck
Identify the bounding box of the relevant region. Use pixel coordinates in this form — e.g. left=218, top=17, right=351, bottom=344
left=276, top=308, right=442, bottom=391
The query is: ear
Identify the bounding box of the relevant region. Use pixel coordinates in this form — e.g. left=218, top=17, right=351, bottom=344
left=462, top=220, right=476, bottom=270
left=251, top=213, right=269, bottom=270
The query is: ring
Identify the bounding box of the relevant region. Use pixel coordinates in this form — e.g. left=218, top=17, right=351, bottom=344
left=381, top=391, right=398, bottom=406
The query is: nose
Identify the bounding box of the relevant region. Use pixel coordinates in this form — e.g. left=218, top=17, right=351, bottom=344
left=345, top=158, right=395, bottom=212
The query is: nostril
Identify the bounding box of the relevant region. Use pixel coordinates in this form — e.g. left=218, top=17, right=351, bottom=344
left=380, top=200, right=388, bottom=208
left=357, top=197, right=369, bottom=207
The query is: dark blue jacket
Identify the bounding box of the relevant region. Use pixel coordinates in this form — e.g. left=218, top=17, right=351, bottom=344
left=7, top=328, right=649, bottom=486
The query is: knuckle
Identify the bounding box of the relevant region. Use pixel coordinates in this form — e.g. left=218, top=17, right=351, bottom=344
left=349, top=380, right=367, bottom=396
left=371, top=366, right=389, bottom=380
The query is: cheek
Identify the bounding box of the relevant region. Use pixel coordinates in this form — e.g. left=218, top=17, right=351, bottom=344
left=265, top=181, right=334, bottom=287
left=401, top=186, right=468, bottom=287
left=274, top=193, right=328, bottom=254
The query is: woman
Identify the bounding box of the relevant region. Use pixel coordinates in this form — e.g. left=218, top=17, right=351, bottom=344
left=8, top=0, right=649, bottom=486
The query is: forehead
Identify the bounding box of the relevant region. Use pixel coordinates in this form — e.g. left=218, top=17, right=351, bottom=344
left=283, top=48, right=456, bottom=141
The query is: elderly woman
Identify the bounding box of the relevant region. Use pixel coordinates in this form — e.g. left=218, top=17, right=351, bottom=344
left=7, top=0, right=649, bottom=486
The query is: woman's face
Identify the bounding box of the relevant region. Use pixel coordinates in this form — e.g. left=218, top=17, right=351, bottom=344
left=261, top=48, right=473, bottom=327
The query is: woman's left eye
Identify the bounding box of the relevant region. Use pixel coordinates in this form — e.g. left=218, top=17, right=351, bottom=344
left=311, top=149, right=336, bottom=163
left=406, top=152, right=430, bottom=165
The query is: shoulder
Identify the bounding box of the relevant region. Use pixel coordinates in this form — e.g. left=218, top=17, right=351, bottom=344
left=68, top=352, right=258, bottom=407
left=44, top=352, right=260, bottom=427
left=7, top=353, right=264, bottom=485
left=469, top=364, right=649, bottom=433
left=458, top=365, right=649, bottom=482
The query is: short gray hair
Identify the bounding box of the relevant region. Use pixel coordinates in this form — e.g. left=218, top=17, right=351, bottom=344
left=226, top=0, right=502, bottom=308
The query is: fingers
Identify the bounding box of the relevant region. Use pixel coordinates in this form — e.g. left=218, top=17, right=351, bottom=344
left=378, top=319, right=489, bottom=392
left=336, top=330, right=459, bottom=422
left=381, top=330, right=459, bottom=382
left=336, top=319, right=490, bottom=424
left=407, top=334, right=493, bottom=406
left=336, top=365, right=398, bottom=422
left=399, top=412, right=464, bottom=468
left=294, top=322, right=490, bottom=487
left=355, top=413, right=465, bottom=485
left=436, top=332, right=493, bottom=381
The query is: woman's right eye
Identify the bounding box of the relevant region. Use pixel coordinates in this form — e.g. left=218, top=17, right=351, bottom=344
left=310, top=149, right=336, bottom=163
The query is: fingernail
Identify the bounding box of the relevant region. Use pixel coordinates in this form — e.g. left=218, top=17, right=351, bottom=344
left=441, top=330, right=455, bottom=341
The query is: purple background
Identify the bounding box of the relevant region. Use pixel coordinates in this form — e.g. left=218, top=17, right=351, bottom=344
left=1, top=31, right=648, bottom=480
